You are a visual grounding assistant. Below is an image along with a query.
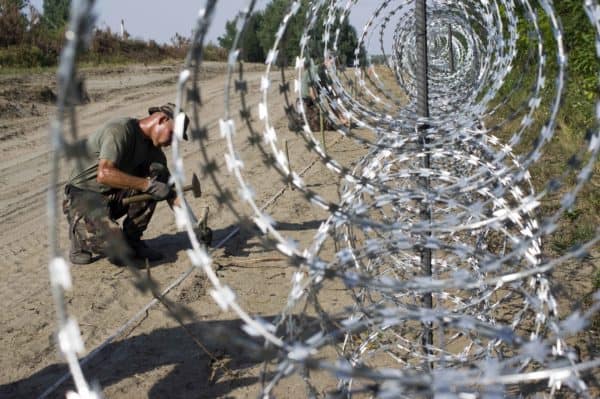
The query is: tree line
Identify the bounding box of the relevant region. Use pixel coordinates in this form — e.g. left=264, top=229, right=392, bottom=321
left=1, top=0, right=72, bottom=66
left=0, top=0, right=226, bottom=68
left=217, top=0, right=366, bottom=66
left=0, top=0, right=366, bottom=69
left=1, top=0, right=596, bottom=93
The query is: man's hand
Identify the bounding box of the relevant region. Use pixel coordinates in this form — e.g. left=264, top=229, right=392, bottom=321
left=144, top=177, right=173, bottom=201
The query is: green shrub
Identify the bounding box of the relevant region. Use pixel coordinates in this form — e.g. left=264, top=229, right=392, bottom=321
left=0, top=18, right=225, bottom=70
left=0, top=45, right=56, bottom=68
left=550, top=217, right=596, bottom=254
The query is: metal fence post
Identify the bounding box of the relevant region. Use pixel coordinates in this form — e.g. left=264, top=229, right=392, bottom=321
left=448, top=23, right=455, bottom=73
left=415, top=0, right=434, bottom=370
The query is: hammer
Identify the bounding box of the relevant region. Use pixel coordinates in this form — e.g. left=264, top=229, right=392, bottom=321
left=122, top=173, right=202, bottom=205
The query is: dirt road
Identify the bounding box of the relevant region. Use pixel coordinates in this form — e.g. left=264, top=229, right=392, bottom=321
left=1, top=61, right=597, bottom=398
left=0, top=61, right=370, bottom=398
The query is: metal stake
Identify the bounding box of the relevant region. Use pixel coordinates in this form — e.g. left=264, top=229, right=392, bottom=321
left=285, top=139, right=294, bottom=190
left=448, top=23, right=455, bottom=73
left=416, top=0, right=434, bottom=371
left=320, top=109, right=327, bottom=154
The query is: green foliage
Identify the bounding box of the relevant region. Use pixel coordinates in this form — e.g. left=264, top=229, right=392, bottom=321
left=257, top=0, right=303, bottom=65
left=551, top=218, right=596, bottom=254
left=218, top=12, right=265, bottom=63
left=240, top=12, right=265, bottom=63
left=217, top=19, right=236, bottom=51
left=523, top=1, right=596, bottom=100
left=0, top=0, right=228, bottom=69
left=495, top=1, right=597, bottom=126
left=305, top=9, right=366, bottom=66
left=42, top=0, right=70, bottom=31
left=0, top=0, right=65, bottom=67
left=216, top=0, right=366, bottom=66
left=0, top=44, right=55, bottom=67
left=0, top=0, right=27, bottom=9
left=84, top=30, right=226, bottom=64
left=487, top=3, right=599, bottom=300
left=563, top=20, right=597, bottom=100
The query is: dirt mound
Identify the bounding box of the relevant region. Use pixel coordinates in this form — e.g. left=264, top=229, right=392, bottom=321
left=0, top=99, right=41, bottom=119
left=37, top=87, right=57, bottom=103
left=0, top=85, right=57, bottom=119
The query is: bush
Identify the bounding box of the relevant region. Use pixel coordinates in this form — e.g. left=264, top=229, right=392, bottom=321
left=0, top=45, right=56, bottom=68
left=203, top=43, right=228, bottom=62
left=0, top=12, right=227, bottom=69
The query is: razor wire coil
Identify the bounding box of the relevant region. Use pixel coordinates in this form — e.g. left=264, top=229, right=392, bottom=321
left=46, top=0, right=600, bottom=398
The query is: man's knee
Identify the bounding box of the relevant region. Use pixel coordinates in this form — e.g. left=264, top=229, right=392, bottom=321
left=64, top=188, right=123, bottom=253
left=82, top=213, right=125, bottom=254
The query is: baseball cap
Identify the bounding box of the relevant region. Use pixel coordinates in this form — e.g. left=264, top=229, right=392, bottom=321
left=148, top=102, right=190, bottom=140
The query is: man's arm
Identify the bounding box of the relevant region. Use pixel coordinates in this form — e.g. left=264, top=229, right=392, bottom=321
left=97, top=159, right=150, bottom=191
left=98, top=159, right=182, bottom=205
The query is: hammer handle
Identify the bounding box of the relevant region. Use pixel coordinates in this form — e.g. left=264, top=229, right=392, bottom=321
left=122, top=184, right=193, bottom=205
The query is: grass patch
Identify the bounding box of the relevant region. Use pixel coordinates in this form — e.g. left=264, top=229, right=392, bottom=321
left=550, top=219, right=596, bottom=254
left=483, top=2, right=600, bottom=361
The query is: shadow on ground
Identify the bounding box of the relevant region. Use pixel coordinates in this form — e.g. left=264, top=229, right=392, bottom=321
left=1, top=317, right=288, bottom=399
left=145, top=219, right=325, bottom=263
left=1, top=218, right=328, bottom=397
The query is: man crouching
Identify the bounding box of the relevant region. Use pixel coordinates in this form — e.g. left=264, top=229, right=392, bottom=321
left=63, top=103, right=189, bottom=265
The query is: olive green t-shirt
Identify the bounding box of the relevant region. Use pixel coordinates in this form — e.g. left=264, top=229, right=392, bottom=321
left=68, top=117, right=168, bottom=193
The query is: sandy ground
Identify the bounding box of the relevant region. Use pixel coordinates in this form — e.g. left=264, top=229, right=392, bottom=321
left=0, top=61, right=371, bottom=398
left=0, top=61, right=597, bottom=398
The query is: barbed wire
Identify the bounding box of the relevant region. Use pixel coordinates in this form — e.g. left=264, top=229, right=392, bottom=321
left=46, top=0, right=599, bottom=398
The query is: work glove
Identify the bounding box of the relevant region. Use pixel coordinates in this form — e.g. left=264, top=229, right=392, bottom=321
left=144, top=177, right=173, bottom=201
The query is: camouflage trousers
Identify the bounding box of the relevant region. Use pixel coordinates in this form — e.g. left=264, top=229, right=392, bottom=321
left=63, top=163, right=170, bottom=257
left=62, top=185, right=159, bottom=257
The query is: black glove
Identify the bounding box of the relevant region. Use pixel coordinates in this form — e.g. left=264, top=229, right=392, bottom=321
left=144, top=177, right=173, bottom=201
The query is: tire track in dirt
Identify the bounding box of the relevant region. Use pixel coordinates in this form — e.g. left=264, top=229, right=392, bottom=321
left=35, top=121, right=359, bottom=399
left=0, top=64, right=302, bottom=392
left=0, top=69, right=265, bottom=226
left=0, top=59, right=363, bottom=398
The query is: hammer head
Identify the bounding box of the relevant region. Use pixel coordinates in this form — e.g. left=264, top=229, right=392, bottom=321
left=191, top=173, right=202, bottom=198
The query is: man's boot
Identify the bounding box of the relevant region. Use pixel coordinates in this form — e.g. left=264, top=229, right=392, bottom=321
left=287, top=110, right=303, bottom=132
left=128, top=239, right=164, bottom=262
left=69, top=228, right=93, bottom=265
left=70, top=246, right=93, bottom=265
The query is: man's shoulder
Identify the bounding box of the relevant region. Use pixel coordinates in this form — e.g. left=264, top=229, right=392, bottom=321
left=101, top=117, right=136, bottom=134
left=92, top=117, right=138, bottom=142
